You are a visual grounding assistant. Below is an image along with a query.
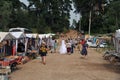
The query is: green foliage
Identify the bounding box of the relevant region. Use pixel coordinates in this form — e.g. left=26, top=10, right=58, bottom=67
left=0, top=0, right=72, bottom=33
left=73, top=0, right=120, bottom=34
left=0, top=1, right=12, bottom=31
left=105, top=0, right=120, bottom=30
left=27, top=0, right=72, bottom=33
left=2, top=0, right=120, bottom=34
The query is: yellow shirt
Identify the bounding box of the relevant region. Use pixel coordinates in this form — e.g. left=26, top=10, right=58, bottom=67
left=40, top=46, right=47, bottom=52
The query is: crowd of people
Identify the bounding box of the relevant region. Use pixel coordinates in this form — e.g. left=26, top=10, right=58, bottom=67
left=38, top=35, right=88, bottom=65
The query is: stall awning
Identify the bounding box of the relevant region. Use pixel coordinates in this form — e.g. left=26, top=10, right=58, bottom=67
left=26, top=33, right=38, bottom=38
left=10, top=32, right=25, bottom=39
left=26, top=34, right=33, bottom=38
left=0, top=32, right=16, bottom=42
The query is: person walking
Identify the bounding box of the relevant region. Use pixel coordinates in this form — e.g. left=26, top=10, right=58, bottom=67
left=66, top=40, right=71, bottom=55
left=59, top=39, right=67, bottom=54
left=51, top=38, right=55, bottom=53
left=39, top=42, right=48, bottom=65
left=70, top=38, right=75, bottom=54
left=54, top=40, right=58, bottom=53
left=81, top=40, right=88, bottom=58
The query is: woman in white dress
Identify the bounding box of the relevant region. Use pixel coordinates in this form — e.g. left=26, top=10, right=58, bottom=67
left=59, top=39, right=67, bottom=54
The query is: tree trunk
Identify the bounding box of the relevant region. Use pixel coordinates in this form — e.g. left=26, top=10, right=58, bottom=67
left=88, top=10, right=92, bottom=36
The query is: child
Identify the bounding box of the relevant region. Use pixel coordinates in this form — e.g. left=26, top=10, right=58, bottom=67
left=39, top=42, right=48, bottom=65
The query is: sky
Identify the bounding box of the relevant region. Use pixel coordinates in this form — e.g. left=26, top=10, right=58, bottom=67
left=70, top=2, right=81, bottom=26
left=20, top=0, right=80, bottom=26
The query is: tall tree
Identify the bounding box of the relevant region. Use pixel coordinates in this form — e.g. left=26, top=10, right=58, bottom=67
left=28, top=0, right=72, bottom=33
left=0, top=0, right=12, bottom=31
left=0, top=0, right=72, bottom=33
left=73, top=0, right=107, bottom=34
left=9, top=0, right=29, bottom=28
left=106, top=0, right=120, bottom=30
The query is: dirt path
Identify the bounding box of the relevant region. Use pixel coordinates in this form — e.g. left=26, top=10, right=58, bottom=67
left=10, top=48, right=120, bottom=80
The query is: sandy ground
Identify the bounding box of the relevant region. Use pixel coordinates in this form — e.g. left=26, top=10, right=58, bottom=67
left=10, top=47, right=120, bottom=80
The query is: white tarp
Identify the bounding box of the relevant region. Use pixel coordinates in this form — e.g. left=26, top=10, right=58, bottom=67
left=26, top=34, right=33, bottom=38
left=10, top=32, right=25, bottom=53
left=32, top=33, right=38, bottom=38
left=115, top=29, right=120, bottom=53
left=39, top=34, right=45, bottom=39
left=10, top=32, right=25, bottom=39
left=38, top=33, right=55, bottom=39
left=45, top=34, right=51, bottom=38
left=26, top=33, right=38, bottom=38
left=44, top=33, right=55, bottom=38
left=115, top=29, right=120, bottom=38
left=48, top=33, right=55, bottom=36
left=26, top=33, right=55, bottom=39
left=0, top=32, right=16, bottom=42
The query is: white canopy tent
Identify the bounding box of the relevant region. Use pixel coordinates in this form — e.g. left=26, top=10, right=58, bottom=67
left=26, top=33, right=39, bottom=48
left=39, top=34, right=46, bottom=39
left=48, top=33, right=55, bottom=36
left=0, top=32, right=16, bottom=42
left=32, top=33, right=38, bottom=38
left=115, top=29, right=120, bottom=53
left=10, top=32, right=25, bottom=39
left=26, top=33, right=39, bottom=38
left=10, top=32, right=26, bottom=53
left=45, top=34, right=51, bottom=38
left=45, top=33, right=55, bottom=38
left=26, top=34, right=33, bottom=38
left=0, top=32, right=16, bottom=56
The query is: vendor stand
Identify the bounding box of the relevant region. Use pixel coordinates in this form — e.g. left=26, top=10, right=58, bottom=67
left=26, top=33, right=39, bottom=59
left=0, top=56, right=22, bottom=72
left=103, top=29, right=120, bottom=64
left=26, top=50, right=38, bottom=59
left=10, top=32, right=25, bottom=54
left=0, top=32, right=23, bottom=72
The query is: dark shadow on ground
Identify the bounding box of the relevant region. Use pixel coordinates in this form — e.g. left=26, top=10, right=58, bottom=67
left=103, top=63, right=120, bottom=74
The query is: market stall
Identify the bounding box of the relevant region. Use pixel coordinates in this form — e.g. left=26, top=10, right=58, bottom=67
left=0, top=32, right=23, bottom=74
left=0, top=32, right=15, bottom=42
left=0, top=56, right=21, bottom=71
left=26, top=33, right=39, bottom=59
left=10, top=32, right=25, bottom=54
left=103, top=29, right=120, bottom=64
left=0, top=32, right=16, bottom=57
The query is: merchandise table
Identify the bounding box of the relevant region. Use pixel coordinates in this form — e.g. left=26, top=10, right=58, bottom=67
left=0, top=56, right=22, bottom=72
